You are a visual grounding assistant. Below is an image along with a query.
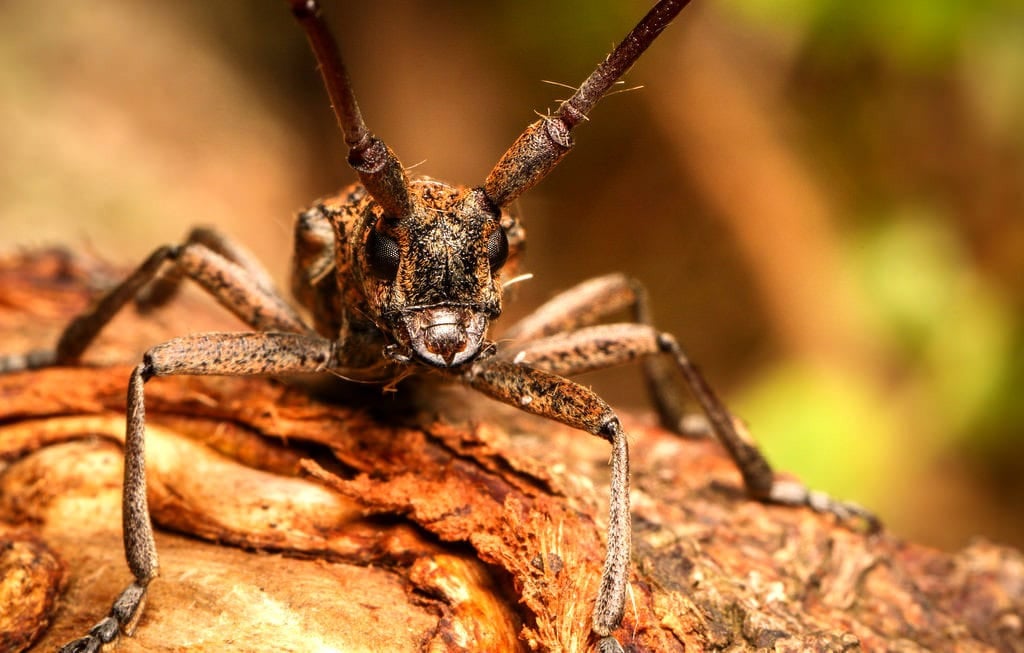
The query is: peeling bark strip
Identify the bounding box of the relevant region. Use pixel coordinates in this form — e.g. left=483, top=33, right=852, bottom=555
left=0, top=528, right=66, bottom=652
left=2, top=250, right=1023, bottom=651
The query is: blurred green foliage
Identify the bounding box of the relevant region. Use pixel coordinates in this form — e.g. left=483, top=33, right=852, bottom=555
left=718, top=0, right=1024, bottom=546
left=725, top=0, right=1018, bottom=66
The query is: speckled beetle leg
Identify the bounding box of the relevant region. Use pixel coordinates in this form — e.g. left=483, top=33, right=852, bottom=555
left=59, top=331, right=337, bottom=653
left=0, top=240, right=312, bottom=373
left=135, top=226, right=280, bottom=310
left=511, top=322, right=880, bottom=530
left=502, top=273, right=705, bottom=437
left=463, top=358, right=632, bottom=652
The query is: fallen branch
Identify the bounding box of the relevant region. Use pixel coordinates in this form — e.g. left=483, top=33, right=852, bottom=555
left=1, top=249, right=1021, bottom=652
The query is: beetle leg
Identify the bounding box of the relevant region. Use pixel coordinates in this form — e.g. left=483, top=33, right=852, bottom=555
left=135, top=226, right=279, bottom=310
left=511, top=322, right=880, bottom=531
left=58, top=331, right=336, bottom=653
left=502, top=273, right=705, bottom=437
left=502, top=274, right=642, bottom=342
left=0, top=239, right=313, bottom=372
left=463, top=358, right=632, bottom=652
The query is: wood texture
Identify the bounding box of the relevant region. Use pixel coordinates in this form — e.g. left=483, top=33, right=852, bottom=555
left=0, top=249, right=1021, bottom=652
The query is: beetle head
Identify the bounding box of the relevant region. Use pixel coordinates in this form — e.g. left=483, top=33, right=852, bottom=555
left=357, top=180, right=520, bottom=368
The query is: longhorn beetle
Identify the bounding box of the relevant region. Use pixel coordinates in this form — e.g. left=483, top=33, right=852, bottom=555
left=0, top=1, right=877, bottom=651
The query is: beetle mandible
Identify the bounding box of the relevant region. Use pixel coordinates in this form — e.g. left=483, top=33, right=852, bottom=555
left=0, top=1, right=878, bottom=651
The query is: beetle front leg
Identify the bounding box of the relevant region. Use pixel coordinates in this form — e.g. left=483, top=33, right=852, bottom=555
left=464, top=358, right=632, bottom=652
left=59, top=331, right=336, bottom=653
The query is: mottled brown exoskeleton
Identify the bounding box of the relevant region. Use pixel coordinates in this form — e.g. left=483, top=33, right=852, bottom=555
left=0, top=1, right=878, bottom=651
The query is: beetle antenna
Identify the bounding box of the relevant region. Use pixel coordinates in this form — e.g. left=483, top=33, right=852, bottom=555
left=484, top=0, right=690, bottom=208
left=289, top=0, right=413, bottom=219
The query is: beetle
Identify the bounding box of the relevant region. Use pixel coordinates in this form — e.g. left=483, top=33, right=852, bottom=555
left=0, top=1, right=876, bottom=651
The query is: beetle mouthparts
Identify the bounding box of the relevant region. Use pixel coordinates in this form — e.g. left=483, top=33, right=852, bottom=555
left=403, top=305, right=487, bottom=368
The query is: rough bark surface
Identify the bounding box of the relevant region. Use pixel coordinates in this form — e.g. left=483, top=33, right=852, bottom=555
left=0, top=249, right=1021, bottom=652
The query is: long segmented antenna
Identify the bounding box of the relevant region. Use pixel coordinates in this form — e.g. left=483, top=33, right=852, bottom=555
left=484, top=0, right=690, bottom=208
left=289, top=0, right=413, bottom=219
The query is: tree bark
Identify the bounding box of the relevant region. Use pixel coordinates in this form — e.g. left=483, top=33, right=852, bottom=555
left=1, top=249, right=1021, bottom=652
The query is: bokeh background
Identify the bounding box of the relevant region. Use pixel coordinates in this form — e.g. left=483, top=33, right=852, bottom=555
left=1, top=1, right=1021, bottom=551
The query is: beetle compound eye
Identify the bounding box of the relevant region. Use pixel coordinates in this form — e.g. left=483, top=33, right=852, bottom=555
left=487, top=227, right=509, bottom=272
left=367, top=228, right=401, bottom=279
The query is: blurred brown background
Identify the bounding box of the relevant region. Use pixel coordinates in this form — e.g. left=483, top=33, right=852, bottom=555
left=1, top=1, right=1021, bottom=551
